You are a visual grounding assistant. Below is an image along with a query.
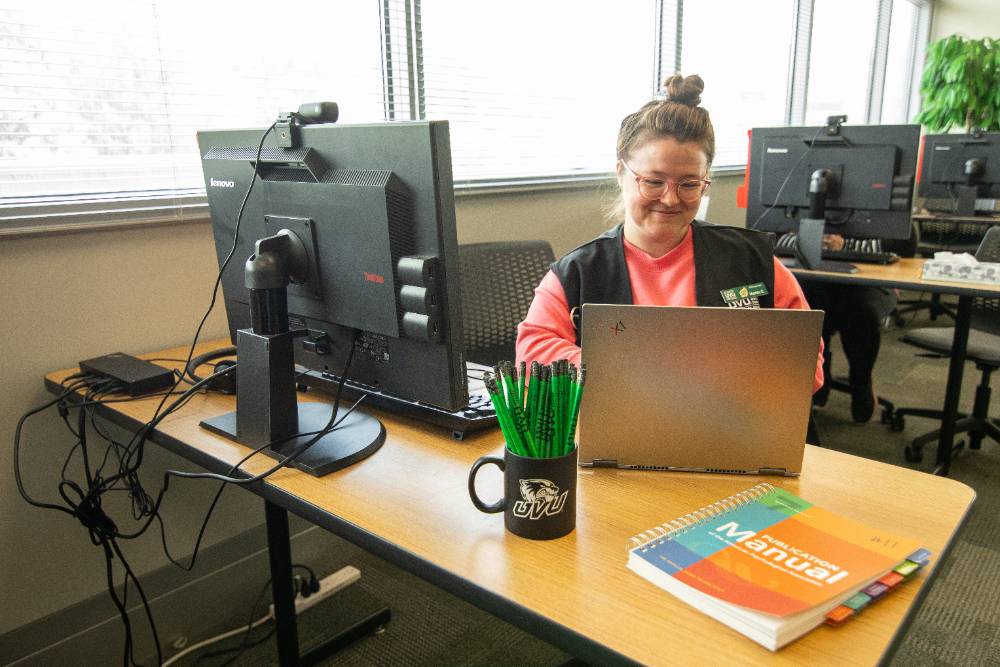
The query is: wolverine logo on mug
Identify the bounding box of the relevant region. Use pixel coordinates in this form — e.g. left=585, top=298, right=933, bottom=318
left=513, top=478, right=568, bottom=520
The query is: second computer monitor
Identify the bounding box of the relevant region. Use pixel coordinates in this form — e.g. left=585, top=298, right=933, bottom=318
left=746, top=123, right=920, bottom=241
left=919, top=131, right=1000, bottom=215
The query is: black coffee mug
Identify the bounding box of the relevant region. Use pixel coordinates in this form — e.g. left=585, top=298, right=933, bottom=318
left=468, top=446, right=577, bottom=540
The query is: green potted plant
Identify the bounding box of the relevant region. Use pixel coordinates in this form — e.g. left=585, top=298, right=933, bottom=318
left=914, top=35, right=1000, bottom=133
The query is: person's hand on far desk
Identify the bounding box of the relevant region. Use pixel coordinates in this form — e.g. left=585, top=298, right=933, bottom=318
left=822, top=234, right=845, bottom=252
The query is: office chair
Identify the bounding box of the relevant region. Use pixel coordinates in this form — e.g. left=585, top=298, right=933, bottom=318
left=458, top=240, right=555, bottom=366
left=893, top=219, right=961, bottom=325
left=889, top=226, right=1000, bottom=462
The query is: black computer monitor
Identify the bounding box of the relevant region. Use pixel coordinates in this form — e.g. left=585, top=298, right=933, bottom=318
left=746, top=119, right=919, bottom=270
left=918, top=131, right=1000, bottom=215
left=197, top=118, right=467, bottom=475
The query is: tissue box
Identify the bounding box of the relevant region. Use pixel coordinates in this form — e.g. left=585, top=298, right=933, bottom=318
left=922, top=259, right=1000, bottom=285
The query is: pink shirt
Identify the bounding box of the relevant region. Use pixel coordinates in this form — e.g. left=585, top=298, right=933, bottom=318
left=515, top=232, right=825, bottom=392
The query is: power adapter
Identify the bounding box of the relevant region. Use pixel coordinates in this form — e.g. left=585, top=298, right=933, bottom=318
left=79, top=353, right=175, bottom=396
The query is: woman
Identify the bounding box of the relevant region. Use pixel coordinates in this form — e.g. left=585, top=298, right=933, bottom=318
left=515, top=74, right=824, bottom=393
left=799, top=233, right=900, bottom=422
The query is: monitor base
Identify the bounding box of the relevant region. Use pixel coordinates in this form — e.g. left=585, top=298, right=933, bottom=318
left=201, top=402, right=385, bottom=477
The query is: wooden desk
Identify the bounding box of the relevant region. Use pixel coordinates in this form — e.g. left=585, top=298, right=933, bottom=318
left=790, top=258, right=1000, bottom=475
left=46, top=341, right=976, bottom=666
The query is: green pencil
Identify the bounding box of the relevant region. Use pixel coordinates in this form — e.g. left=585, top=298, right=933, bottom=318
left=484, top=373, right=525, bottom=456
left=518, top=361, right=527, bottom=411
left=565, top=363, right=585, bottom=455
left=527, top=361, right=540, bottom=434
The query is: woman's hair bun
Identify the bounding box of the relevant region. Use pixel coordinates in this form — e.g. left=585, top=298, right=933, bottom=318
left=662, top=74, right=704, bottom=107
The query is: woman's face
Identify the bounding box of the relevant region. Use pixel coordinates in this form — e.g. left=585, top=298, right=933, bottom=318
left=617, top=137, right=709, bottom=251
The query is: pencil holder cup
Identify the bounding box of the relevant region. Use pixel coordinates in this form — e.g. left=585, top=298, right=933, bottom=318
left=468, top=446, right=577, bottom=540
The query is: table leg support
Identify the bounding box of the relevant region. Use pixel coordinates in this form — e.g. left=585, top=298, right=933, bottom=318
left=264, top=500, right=392, bottom=667
left=935, top=296, right=972, bottom=476
left=266, top=500, right=303, bottom=666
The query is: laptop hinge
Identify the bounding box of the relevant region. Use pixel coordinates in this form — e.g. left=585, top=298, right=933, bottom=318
left=758, top=468, right=788, bottom=475
left=592, top=459, right=618, bottom=468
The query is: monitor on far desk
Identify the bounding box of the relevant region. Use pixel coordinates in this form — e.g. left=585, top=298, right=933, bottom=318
left=746, top=117, right=920, bottom=272
left=918, top=130, right=1000, bottom=217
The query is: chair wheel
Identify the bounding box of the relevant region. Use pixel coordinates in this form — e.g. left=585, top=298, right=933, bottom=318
left=890, top=414, right=905, bottom=432
left=904, top=444, right=923, bottom=463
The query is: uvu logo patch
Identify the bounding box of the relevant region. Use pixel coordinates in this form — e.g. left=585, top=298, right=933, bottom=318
left=720, top=282, right=768, bottom=309
left=513, top=478, right=567, bottom=519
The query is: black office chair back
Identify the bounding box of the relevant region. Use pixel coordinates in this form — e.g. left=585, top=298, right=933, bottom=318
left=458, top=240, right=556, bottom=365
left=915, top=218, right=986, bottom=256
left=975, top=226, right=1000, bottom=262
left=972, top=227, right=1000, bottom=335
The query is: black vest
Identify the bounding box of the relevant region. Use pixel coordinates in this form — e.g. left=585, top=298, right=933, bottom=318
left=552, top=221, right=776, bottom=345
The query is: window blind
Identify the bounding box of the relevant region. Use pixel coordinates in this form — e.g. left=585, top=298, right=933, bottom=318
left=0, top=3, right=385, bottom=206
left=1, top=1, right=935, bottom=232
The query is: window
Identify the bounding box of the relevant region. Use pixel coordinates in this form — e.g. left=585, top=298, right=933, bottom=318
left=679, top=0, right=796, bottom=166
left=804, top=0, right=879, bottom=126
left=0, top=0, right=934, bottom=232
left=420, top=0, right=658, bottom=183
left=0, top=3, right=383, bottom=202
left=881, top=0, right=929, bottom=124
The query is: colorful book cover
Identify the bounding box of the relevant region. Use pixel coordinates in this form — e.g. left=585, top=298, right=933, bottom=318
left=629, top=485, right=922, bottom=617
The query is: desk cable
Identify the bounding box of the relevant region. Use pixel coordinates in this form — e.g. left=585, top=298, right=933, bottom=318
left=12, top=120, right=373, bottom=666
left=14, top=346, right=362, bottom=666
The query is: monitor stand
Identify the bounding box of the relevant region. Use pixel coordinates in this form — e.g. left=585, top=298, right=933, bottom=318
left=784, top=217, right=857, bottom=274
left=953, top=185, right=978, bottom=217
left=199, top=232, right=385, bottom=477
left=200, top=328, right=385, bottom=477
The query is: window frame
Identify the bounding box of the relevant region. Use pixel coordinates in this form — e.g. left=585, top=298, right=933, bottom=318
left=0, top=0, right=933, bottom=237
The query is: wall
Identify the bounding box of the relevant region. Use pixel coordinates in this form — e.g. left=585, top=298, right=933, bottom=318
left=0, top=223, right=245, bottom=636
left=931, top=0, right=1000, bottom=40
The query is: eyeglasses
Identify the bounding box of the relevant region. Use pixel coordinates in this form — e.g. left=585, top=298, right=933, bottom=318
left=619, top=160, right=711, bottom=203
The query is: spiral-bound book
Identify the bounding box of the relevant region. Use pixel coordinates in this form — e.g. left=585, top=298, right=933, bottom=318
left=626, top=483, right=923, bottom=650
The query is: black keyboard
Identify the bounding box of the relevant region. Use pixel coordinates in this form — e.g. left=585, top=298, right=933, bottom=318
left=774, top=235, right=900, bottom=265
left=298, top=370, right=498, bottom=440
left=818, top=248, right=899, bottom=264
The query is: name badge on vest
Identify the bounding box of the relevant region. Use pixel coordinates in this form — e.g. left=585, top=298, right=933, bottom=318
left=720, top=282, right=768, bottom=309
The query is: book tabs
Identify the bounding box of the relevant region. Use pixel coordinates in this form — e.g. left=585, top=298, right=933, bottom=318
left=824, top=549, right=931, bottom=627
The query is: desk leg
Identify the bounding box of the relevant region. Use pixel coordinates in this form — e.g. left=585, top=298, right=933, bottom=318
left=265, top=500, right=302, bottom=666
left=935, top=296, right=972, bottom=476
left=264, top=500, right=392, bottom=667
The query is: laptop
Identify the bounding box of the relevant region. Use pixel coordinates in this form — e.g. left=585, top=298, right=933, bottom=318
left=579, top=304, right=823, bottom=475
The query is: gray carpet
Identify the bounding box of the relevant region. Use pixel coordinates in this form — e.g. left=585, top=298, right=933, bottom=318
left=175, top=293, right=1000, bottom=666
left=814, top=294, right=1000, bottom=667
